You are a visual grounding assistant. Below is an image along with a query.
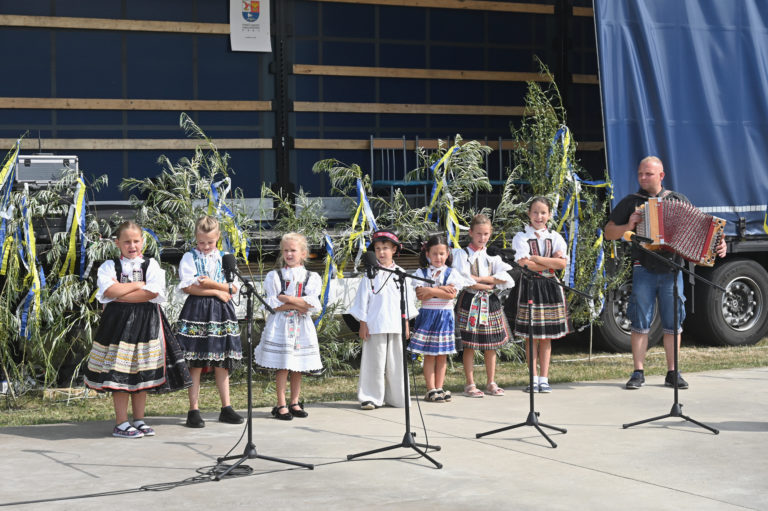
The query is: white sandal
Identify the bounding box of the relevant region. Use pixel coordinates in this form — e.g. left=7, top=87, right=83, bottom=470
left=463, top=384, right=484, bottom=398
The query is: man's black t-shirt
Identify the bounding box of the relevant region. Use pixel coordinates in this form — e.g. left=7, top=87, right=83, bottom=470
left=608, top=187, right=690, bottom=273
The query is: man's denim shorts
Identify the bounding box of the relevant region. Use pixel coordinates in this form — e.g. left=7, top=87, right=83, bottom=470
left=627, top=265, right=685, bottom=335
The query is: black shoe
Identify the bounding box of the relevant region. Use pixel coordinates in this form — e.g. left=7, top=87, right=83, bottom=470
left=289, top=403, right=309, bottom=418
left=185, top=409, right=205, bottom=428
left=271, top=405, right=293, bottom=421
left=626, top=371, right=645, bottom=389
left=218, top=405, right=244, bottom=424
left=665, top=371, right=689, bottom=389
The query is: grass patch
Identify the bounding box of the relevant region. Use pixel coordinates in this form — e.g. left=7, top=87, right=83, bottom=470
left=2, top=336, right=767, bottom=427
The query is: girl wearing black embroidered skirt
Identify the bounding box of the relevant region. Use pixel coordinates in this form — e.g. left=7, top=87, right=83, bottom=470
left=84, top=221, right=191, bottom=438
left=454, top=214, right=515, bottom=398
left=512, top=197, right=570, bottom=393
left=408, top=235, right=467, bottom=403
left=254, top=232, right=323, bottom=420
left=176, top=216, right=244, bottom=428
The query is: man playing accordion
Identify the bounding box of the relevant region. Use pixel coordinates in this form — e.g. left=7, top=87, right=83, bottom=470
left=604, top=156, right=727, bottom=390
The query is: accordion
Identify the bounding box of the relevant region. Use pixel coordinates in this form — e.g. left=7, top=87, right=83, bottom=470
left=635, top=197, right=726, bottom=267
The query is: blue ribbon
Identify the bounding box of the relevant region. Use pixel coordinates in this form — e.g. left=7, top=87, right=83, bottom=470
left=314, top=234, right=337, bottom=327
left=356, top=179, right=379, bottom=233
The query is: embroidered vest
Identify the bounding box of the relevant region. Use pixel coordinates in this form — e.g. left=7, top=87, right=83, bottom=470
left=113, top=257, right=150, bottom=283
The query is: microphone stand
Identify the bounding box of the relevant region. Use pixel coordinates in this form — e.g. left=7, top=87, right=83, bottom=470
left=347, top=265, right=443, bottom=469
left=622, top=240, right=724, bottom=434
left=214, top=275, right=314, bottom=479
left=476, top=257, right=592, bottom=448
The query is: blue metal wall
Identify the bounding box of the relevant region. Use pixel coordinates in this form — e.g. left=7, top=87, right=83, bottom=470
left=0, top=0, right=601, bottom=200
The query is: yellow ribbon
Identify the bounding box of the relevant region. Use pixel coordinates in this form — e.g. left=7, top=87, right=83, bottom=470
left=0, top=237, right=12, bottom=276
left=59, top=176, right=86, bottom=277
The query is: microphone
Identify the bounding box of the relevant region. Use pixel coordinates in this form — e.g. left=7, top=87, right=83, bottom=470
left=222, top=252, right=274, bottom=313
left=222, top=253, right=252, bottom=288
left=362, top=251, right=379, bottom=279
left=221, top=253, right=236, bottom=283
left=622, top=231, right=653, bottom=244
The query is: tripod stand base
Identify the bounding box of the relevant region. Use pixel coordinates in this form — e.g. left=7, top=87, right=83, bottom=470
left=347, top=432, right=443, bottom=469
left=623, top=403, right=720, bottom=434
left=476, top=411, right=567, bottom=448
left=214, top=442, right=314, bottom=480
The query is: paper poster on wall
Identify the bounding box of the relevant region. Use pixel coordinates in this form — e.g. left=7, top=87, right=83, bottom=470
left=230, top=0, right=272, bottom=52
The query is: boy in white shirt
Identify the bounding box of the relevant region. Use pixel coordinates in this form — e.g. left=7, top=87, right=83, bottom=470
left=349, top=231, right=417, bottom=409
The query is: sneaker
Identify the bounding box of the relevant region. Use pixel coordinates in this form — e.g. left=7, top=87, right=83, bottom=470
left=112, top=424, right=144, bottom=439
left=538, top=382, right=552, bottom=393
left=523, top=383, right=540, bottom=393
left=665, top=371, right=689, bottom=389
left=219, top=405, right=244, bottom=424
left=360, top=401, right=376, bottom=410
left=185, top=409, right=205, bottom=428
left=626, top=370, right=645, bottom=389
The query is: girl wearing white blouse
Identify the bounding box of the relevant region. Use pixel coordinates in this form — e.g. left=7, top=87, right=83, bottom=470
left=84, top=221, right=191, bottom=438
left=511, top=197, right=571, bottom=393
left=176, top=216, right=244, bottom=428
left=254, top=232, right=323, bottom=420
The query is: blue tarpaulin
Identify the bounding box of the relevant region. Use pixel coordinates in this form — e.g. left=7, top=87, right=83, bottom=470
left=594, top=0, right=768, bottom=236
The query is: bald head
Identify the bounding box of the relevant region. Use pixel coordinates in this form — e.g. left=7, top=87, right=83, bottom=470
left=637, top=156, right=665, bottom=195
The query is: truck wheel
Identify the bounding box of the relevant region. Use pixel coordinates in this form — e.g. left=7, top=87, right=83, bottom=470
left=695, top=259, right=768, bottom=346
left=596, top=281, right=663, bottom=352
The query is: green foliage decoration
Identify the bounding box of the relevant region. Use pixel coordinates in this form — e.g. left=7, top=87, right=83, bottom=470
left=0, top=157, right=112, bottom=402
left=501, top=63, right=625, bottom=325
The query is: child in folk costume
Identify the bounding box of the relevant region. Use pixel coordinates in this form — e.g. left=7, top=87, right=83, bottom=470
left=408, top=235, right=468, bottom=403
left=512, top=197, right=571, bottom=393
left=176, top=216, right=244, bottom=428
left=84, top=221, right=191, bottom=438
left=254, top=232, right=323, bottom=420
left=349, top=230, right=418, bottom=410
left=454, top=214, right=515, bottom=398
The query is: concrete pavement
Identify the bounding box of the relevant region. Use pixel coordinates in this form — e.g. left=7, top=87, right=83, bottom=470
left=1, top=367, right=767, bottom=510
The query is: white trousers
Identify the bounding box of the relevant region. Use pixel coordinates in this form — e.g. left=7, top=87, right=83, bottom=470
left=357, top=333, right=408, bottom=407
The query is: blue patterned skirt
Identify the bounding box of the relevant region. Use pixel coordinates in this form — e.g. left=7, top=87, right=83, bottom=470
left=176, top=295, right=243, bottom=370
left=408, top=308, right=456, bottom=356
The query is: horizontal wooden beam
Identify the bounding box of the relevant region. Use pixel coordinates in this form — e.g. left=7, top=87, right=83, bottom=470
left=0, top=97, right=272, bottom=111
left=295, top=139, right=370, bottom=150
left=0, top=138, right=272, bottom=151
left=572, top=74, right=599, bottom=85
left=0, top=14, right=229, bottom=34
left=294, top=64, right=549, bottom=83
left=309, top=0, right=554, bottom=14
left=309, top=0, right=593, bottom=16
left=294, top=101, right=525, bottom=116
left=573, top=6, right=594, bottom=17
left=294, top=138, right=603, bottom=151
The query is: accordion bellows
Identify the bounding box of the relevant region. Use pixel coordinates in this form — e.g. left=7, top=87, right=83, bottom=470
left=636, top=197, right=726, bottom=267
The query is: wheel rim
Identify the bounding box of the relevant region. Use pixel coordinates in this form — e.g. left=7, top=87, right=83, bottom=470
left=612, top=283, right=633, bottom=334
left=610, top=282, right=658, bottom=334
left=721, top=276, right=763, bottom=332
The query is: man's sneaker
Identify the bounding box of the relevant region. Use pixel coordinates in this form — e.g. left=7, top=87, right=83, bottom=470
left=523, top=383, right=539, bottom=393
left=538, top=382, right=552, bottom=393
left=219, top=405, right=244, bottom=424
left=665, top=371, right=689, bottom=389
left=185, top=409, right=205, bottom=428
left=112, top=424, right=144, bottom=438
left=626, top=371, right=645, bottom=389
